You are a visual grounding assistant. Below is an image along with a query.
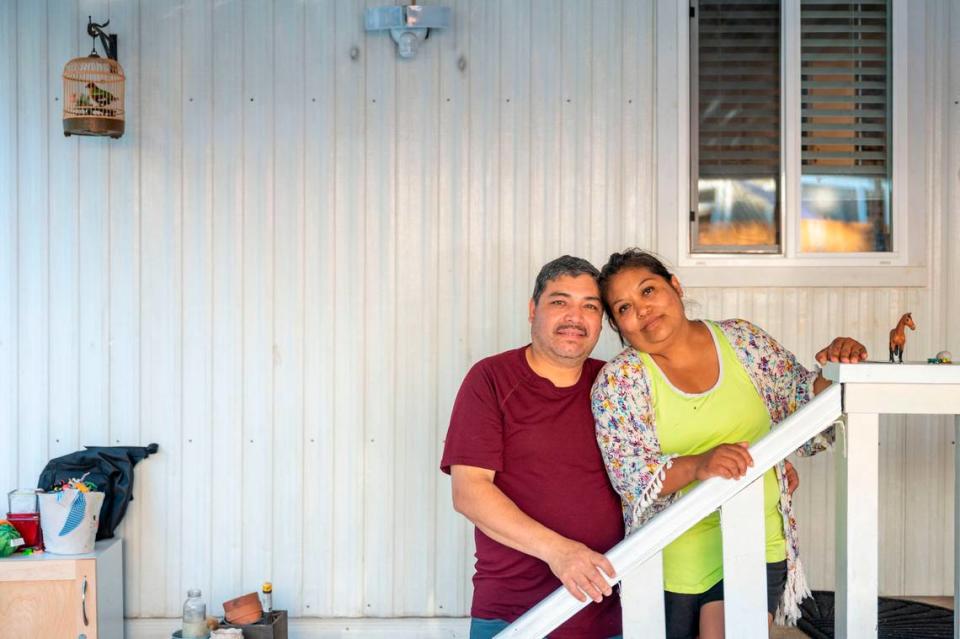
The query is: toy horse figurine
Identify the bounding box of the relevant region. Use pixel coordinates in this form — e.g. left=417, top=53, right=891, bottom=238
left=889, top=312, right=916, bottom=363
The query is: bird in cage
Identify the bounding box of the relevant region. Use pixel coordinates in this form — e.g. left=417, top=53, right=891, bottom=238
left=62, top=18, right=125, bottom=138
left=85, top=82, right=117, bottom=106
left=71, top=92, right=92, bottom=108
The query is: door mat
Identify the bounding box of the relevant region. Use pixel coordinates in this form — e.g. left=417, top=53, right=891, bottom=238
left=797, top=590, right=953, bottom=639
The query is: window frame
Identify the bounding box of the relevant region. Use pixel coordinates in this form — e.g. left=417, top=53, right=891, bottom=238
left=654, top=0, right=924, bottom=287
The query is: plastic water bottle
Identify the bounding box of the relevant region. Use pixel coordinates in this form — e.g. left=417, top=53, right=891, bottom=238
left=182, top=588, right=209, bottom=638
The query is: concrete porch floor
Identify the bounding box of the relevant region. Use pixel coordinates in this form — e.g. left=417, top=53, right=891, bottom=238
left=771, top=596, right=954, bottom=638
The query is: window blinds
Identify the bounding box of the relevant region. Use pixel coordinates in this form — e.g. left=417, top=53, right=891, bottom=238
left=695, top=0, right=781, bottom=178
left=800, top=0, right=889, bottom=176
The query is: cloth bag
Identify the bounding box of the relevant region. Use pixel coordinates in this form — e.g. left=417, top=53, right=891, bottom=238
left=37, top=443, right=158, bottom=540
left=38, top=488, right=105, bottom=554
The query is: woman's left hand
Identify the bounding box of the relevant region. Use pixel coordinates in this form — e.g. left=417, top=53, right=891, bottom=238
left=784, top=460, right=799, bottom=495
left=815, top=337, right=868, bottom=364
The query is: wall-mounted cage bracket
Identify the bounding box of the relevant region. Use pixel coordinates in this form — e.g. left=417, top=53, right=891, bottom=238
left=364, top=6, right=451, bottom=59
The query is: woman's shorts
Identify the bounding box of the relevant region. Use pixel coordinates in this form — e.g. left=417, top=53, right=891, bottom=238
left=663, top=559, right=788, bottom=639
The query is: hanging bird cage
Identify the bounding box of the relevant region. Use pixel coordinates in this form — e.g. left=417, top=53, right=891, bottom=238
left=63, top=18, right=125, bottom=139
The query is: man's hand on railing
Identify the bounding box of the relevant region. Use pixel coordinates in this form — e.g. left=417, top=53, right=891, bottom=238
left=451, top=463, right=617, bottom=605
left=544, top=538, right=616, bottom=604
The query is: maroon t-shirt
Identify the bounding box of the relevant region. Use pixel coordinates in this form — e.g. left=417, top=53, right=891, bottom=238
left=440, top=347, right=624, bottom=638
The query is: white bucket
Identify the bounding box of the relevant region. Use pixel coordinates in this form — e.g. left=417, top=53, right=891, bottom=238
left=38, top=489, right=104, bottom=554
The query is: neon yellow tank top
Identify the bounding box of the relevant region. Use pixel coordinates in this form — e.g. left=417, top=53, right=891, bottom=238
left=639, top=321, right=786, bottom=594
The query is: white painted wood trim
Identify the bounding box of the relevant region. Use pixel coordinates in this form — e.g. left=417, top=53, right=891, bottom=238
left=823, top=362, right=960, bottom=385
left=673, top=267, right=928, bottom=289
left=782, top=0, right=801, bottom=261
left=889, top=0, right=913, bottom=264
left=497, top=385, right=842, bottom=638
left=621, top=552, right=665, bottom=639
left=720, top=479, right=768, bottom=638
left=842, top=384, right=960, bottom=415
left=835, top=412, right=880, bottom=639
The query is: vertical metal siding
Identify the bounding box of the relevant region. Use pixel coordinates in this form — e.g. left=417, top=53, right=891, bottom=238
left=182, top=0, right=215, bottom=610
left=435, top=0, right=472, bottom=615
left=16, top=0, right=50, bottom=491
left=272, top=0, right=306, bottom=619
left=139, top=0, right=183, bottom=616
left=209, top=0, right=244, bottom=614
left=0, top=0, right=956, bottom=620
left=301, top=0, right=338, bottom=616
left=0, top=0, right=17, bottom=503
left=48, top=0, right=80, bottom=462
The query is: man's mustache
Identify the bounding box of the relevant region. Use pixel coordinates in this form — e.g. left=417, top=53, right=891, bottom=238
left=555, top=323, right=587, bottom=336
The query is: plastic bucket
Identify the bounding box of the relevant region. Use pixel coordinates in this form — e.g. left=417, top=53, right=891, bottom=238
left=38, top=489, right=104, bottom=554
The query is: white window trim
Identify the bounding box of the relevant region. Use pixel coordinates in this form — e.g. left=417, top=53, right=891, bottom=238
left=654, top=0, right=926, bottom=288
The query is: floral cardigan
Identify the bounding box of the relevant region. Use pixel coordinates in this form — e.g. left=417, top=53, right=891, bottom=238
left=591, top=318, right=834, bottom=625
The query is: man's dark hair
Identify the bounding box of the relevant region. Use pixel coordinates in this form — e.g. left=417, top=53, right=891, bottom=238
left=598, top=248, right=675, bottom=343
left=531, top=255, right=600, bottom=305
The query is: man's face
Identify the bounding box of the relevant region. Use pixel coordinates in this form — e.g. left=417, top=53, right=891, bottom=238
left=528, top=274, right=604, bottom=366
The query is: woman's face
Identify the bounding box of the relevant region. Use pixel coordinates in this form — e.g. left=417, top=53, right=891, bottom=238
left=605, top=267, right=687, bottom=352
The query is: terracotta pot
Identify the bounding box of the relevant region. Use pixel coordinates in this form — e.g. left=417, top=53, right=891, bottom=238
left=222, top=592, right=263, bottom=625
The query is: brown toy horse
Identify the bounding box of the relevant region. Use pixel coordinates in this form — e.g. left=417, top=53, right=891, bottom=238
left=889, top=312, right=916, bottom=363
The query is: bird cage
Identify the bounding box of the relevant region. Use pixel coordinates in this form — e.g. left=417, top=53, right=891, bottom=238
left=63, top=19, right=125, bottom=139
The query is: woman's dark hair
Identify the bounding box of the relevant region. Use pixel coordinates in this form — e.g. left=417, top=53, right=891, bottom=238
left=598, top=249, right=675, bottom=343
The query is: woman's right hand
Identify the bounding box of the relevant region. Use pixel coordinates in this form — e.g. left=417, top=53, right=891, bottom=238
left=694, top=442, right=753, bottom=481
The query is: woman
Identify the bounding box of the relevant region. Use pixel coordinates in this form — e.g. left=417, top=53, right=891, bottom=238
left=590, top=249, right=866, bottom=639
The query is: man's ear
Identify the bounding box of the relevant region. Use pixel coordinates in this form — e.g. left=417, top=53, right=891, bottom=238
left=528, top=298, right=536, bottom=324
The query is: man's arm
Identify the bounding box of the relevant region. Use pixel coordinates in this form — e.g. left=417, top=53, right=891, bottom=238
left=450, top=464, right=616, bottom=603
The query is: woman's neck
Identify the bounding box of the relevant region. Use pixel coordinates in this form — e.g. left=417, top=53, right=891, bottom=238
left=648, top=319, right=710, bottom=367
left=648, top=320, right=720, bottom=393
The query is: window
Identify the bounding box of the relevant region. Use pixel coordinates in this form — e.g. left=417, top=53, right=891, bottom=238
left=690, top=0, right=892, bottom=255
left=692, top=0, right=782, bottom=253
left=799, top=1, right=890, bottom=253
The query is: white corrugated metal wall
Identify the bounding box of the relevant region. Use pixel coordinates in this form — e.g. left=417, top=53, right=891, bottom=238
left=0, top=0, right=958, bottom=622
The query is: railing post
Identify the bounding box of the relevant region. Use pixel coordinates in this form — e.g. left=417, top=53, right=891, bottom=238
left=836, top=411, right=879, bottom=639
left=720, top=477, right=767, bottom=638
left=621, top=551, right=665, bottom=639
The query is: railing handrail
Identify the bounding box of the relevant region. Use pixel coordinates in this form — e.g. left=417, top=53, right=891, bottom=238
left=496, top=383, right=843, bottom=638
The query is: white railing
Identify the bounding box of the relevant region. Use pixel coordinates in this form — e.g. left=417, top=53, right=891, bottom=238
left=496, top=384, right=843, bottom=639
left=496, top=363, right=960, bottom=639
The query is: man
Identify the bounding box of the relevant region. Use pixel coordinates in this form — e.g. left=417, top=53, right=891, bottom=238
left=440, top=256, right=623, bottom=639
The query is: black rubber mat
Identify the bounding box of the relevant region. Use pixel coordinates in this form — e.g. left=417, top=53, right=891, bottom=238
left=797, top=590, right=953, bottom=639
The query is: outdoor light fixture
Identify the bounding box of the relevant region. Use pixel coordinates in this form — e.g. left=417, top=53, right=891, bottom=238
left=364, top=5, right=451, bottom=59
left=63, top=17, right=125, bottom=139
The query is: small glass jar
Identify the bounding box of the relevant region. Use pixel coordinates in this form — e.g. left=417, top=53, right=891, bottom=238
left=182, top=588, right=209, bottom=638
